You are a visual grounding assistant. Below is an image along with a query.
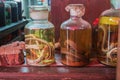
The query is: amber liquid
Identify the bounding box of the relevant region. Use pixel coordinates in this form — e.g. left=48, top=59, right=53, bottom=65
left=117, top=23, right=120, bottom=80
left=25, top=27, right=55, bottom=66
left=60, top=27, right=91, bottom=66
left=97, top=22, right=118, bottom=66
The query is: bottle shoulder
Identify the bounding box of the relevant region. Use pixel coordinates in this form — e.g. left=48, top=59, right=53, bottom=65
left=61, top=18, right=91, bottom=29
left=100, top=8, right=120, bottom=17
left=25, top=21, right=54, bottom=29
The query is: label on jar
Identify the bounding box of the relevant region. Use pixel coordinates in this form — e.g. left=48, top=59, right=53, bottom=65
left=99, top=16, right=120, bottom=25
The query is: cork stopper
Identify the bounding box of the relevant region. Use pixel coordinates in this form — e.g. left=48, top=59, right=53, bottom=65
left=65, top=4, right=85, bottom=17
left=29, top=6, right=49, bottom=20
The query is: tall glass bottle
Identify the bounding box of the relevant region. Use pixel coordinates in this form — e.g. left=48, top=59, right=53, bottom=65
left=60, top=4, right=92, bottom=66
left=25, top=6, right=55, bottom=66
left=97, top=0, right=120, bottom=67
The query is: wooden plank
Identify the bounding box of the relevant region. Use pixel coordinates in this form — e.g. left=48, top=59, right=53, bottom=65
left=0, top=53, right=116, bottom=80
left=0, top=66, right=116, bottom=80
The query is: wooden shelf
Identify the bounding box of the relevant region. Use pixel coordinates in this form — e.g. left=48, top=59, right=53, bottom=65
left=8, top=34, right=24, bottom=43
left=0, top=53, right=116, bottom=80
left=0, top=66, right=116, bottom=80
left=0, top=20, right=28, bottom=39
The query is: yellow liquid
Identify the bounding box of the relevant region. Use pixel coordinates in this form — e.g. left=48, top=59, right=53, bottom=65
left=60, top=28, right=91, bottom=66
left=25, top=27, right=55, bottom=66
left=97, top=16, right=119, bottom=67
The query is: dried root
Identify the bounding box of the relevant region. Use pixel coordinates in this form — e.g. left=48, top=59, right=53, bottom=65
left=25, top=34, right=53, bottom=64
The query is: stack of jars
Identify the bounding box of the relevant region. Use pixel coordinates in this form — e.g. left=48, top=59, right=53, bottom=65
left=0, top=0, right=22, bottom=27
left=24, top=0, right=120, bottom=67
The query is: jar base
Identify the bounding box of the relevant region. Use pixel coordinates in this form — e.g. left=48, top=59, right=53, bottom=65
left=26, top=59, right=55, bottom=66
left=98, top=60, right=116, bottom=67
left=62, top=60, right=88, bottom=67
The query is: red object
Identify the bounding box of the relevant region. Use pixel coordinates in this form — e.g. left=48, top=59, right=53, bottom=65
left=93, top=18, right=99, bottom=26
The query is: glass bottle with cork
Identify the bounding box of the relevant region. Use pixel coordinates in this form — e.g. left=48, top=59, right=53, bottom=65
left=24, top=6, right=55, bottom=66
left=60, top=4, right=92, bottom=66
left=97, top=0, right=120, bottom=67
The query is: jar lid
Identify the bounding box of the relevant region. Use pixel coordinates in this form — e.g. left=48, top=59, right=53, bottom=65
left=29, top=5, right=48, bottom=11
left=65, top=4, right=85, bottom=17
left=29, top=5, right=49, bottom=20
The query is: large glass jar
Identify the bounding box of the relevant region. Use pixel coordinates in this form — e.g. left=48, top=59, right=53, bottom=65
left=97, top=0, right=120, bottom=67
left=60, top=4, right=92, bottom=66
left=25, top=6, right=55, bottom=66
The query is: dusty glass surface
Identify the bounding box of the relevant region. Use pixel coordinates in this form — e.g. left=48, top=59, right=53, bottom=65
left=25, top=6, right=55, bottom=66
left=97, top=0, right=120, bottom=67
left=60, top=4, right=92, bottom=66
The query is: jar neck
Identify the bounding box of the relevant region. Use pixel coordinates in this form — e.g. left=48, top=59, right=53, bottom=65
left=70, top=16, right=82, bottom=20
left=32, top=19, right=48, bottom=22
left=29, top=8, right=49, bottom=20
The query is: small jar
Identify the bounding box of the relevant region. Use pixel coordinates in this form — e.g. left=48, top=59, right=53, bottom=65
left=97, top=0, right=120, bottom=67
left=5, top=3, right=12, bottom=25
left=25, top=6, right=55, bottom=66
left=15, top=0, right=22, bottom=20
left=0, top=2, right=5, bottom=27
left=5, top=1, right=18, bottom=23
left=60, top=4, right=92, bottom=66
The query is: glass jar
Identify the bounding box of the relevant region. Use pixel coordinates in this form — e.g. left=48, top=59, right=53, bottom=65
left=60, top=4, right=92, bottom=66
left=0, top=2, right=5, bottom=27
left=25, top=6, right=55, bottom=66
left=15, top=0, right=22, bottom=20
left=97, top=0, right=120, bottom=67
left=5, top=1, right=18, bottom=23
left=5, top=3, right=11, bottom=25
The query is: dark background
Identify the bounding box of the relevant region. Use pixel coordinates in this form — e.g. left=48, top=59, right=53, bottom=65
left=51, top=0, right=111, bottom=42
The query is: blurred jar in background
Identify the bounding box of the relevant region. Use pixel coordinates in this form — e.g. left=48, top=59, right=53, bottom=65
left=15, top=0, right=22, bottom=20
left=5, top=3, right=11, bottom=25
left=5, top=1, right=18, bottom=23
left=0, top=1, right=5, bottom=27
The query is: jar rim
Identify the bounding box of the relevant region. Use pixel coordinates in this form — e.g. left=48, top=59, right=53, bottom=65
left=29, top=5, right=48, bottom=11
